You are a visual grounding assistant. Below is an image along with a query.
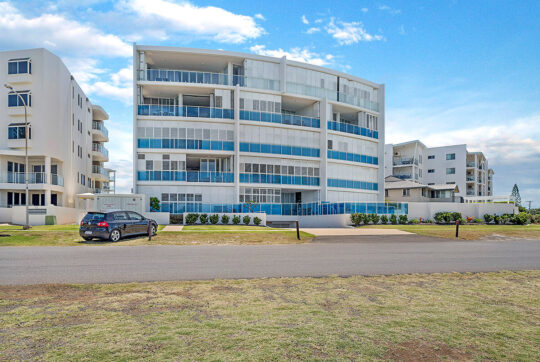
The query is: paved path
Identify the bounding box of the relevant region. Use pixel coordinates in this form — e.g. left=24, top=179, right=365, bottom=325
left=162, top=225, right=183, bottom=231
left=1, top=235, right=539, bottom=285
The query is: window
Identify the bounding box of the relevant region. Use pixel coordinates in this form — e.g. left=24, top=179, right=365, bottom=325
left=215, top=96, right=222, bottom=108
left=402, top=189, right=410, bottom=196
left=446, top=168, right=456, bottom=175
left=428, top=155, right=435, bottom=159
left=428, top=169, right=435, bottom=173
left=327, top=140, right=333, bottom=150
left=8, top=91, right=31, bottom=107
left=385, top=189, right=388, bottom=197
left=127, top=211, right=144, bottom=221
left=8, top=125, right=31, bottom=140
left=113, top=212, right=129, bottom=221
left=446, top=153, right=456, bottom=160
left=8, top=58, right=31, bottom=74
left=239, top=98, right=244, bottom=109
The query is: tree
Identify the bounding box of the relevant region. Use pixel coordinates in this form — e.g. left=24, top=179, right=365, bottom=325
left=511, top=184, right=521, bottom=205
left=150, top=197, right=160, bottom=212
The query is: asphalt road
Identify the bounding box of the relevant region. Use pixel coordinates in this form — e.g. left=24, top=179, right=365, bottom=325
left=1, top=235, right=539, bottom=285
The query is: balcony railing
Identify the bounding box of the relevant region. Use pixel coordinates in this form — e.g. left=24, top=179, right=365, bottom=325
left=466, top=176, right=475, bottom=181
left=395, top=174, right=412, bottom=180
left=241, top=110, right=320, bottom=128
left=2, top=172, right=46, bottom=184
left=466, top=162, right=475, bottom=167
left=145, top=69, right=229, bottom=85
left=50, top=174, right=64, bottom=186
left=137, top=105, right=234, bottom=119
left=327, top=121, right=378, bottom=139
left=92, top=121, right=109, bottom=137
left=467, top=191, right=476, bottom=196
left=92, top=165, right=109, bottom=177
left=137, top=171, right=234, bottom=183
left=92, top=143, right=109, bottom=158
left=393, top=157, right=417, bottom=166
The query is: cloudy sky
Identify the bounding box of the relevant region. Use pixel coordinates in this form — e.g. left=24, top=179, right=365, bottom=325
left=1, top=0, right=538, bottom=206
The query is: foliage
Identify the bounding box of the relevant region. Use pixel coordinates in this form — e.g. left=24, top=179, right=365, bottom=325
left=390, top=214, right=398, bottom=225
left=232, top=215, right=241, bottom=225
left=484, top=214, right=493, bottom=223
left=381, top=215, right=388, bottom=224
left=199, top=213, right=208, bottom=224
left=493, top=215, right=501, bottom=225
left=473, top=218, right=483, bottom=224
left=511, top=184, right=521, bottom=205
left=434, top=212, right=462, bottom=224
left=150, top=197, right=160, bottom=212
left=169, top=214, right=183, bottom=224
left=409, top=218, right=419, bottom=224
left=221, top=214, right=230, bottom=224
left=350, top=213, right=364, bottom=226
left=518, top=206, right=527, bottom=213
left=398, top=215, right=408, bottom=224
left=243, top=215, right=251, bottom=225
left=253, top=217, right=262, bottom=226
left=512, top=212, right=530, bottom=225
left=209, top=214, right=219, bottom=224
left=371, top=214, right=380, bottom=225
left=185, top=213, right=199, bottom=225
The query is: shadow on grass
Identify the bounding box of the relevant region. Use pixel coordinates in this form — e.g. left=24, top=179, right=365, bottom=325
left=77, top=233, right=154, bottom=245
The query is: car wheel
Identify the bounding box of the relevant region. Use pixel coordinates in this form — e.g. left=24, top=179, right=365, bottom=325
left=151, top=224, right=157, bottom=236
left=82, top=237, right=92, bottom=241
left=109, top=229, right=121, bottom=242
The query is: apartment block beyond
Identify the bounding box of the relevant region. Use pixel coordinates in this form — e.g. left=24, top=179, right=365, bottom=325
left=384, top=140, right=494, bottom=200
left=0, top=48, right=114, bottom=212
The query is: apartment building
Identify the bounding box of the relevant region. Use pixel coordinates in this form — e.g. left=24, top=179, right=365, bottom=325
left=385, top=140, right=494, bottom=199
left=133, top=45, right=393, bottom=217
left=0, top=48, right=114, bottom=210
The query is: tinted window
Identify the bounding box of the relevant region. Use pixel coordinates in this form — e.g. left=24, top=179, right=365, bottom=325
left=83, top=213, right=106, bottom=221
left=127, top=212, right=144, bottom=221
left=113, top=212, right=129, bottom=221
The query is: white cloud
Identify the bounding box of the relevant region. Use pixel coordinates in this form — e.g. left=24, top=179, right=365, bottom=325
left=301, top=15, right=309, bottom=24
left=104, top=124, right=134, bottom=193
left=379, top=5, right=401, bottom=15
left=306, top=27, right=320, bottom=34
left=254, top=13, right=265, bottom=20
left=85, top=65, right=133, bottom=104
left=0, top=2, right=131, bottom=57
left=122, top=0, right=264, bottom=43
left=326, top=18, right=385, bottom=45
left=361, top=8, right=368, bottom=13
left=249, top=45, right=333, bottom=67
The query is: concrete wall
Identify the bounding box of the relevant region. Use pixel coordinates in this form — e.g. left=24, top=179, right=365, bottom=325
left=11, top=205, right=78, bottom=225
left=143, top=212, right=170, bottom=225
left=407, top=202, right=518, bottom=220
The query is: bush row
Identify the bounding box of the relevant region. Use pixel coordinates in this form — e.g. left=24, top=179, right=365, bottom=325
left=185, top=213, right=262, bottom=226
left=483, top=212, right=532, bottom=225
left=350, top=213, right=408, bottom=226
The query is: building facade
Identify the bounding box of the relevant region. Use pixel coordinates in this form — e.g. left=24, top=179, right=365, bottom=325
left=385, top=140, right=494, bottom=199
left=384, top=176, right=459, bottom=203
left=133, top=45, right=388, bottom=216
left=0, top=48, right=114, bottom=209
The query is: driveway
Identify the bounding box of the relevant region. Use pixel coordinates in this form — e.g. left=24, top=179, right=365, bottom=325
left=1, top=235, right=539, bottom=285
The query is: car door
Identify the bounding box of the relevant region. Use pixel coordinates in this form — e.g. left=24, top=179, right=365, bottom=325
left=127, top=211, right=147, bottom=234
left=113, top=211, right=133, bottom=235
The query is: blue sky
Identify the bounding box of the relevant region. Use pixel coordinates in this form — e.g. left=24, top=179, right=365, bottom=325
left=1, top=0, right=539, bottom=206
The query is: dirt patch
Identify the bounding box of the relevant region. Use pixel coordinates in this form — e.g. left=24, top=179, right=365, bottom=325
left=384, top=339, right=473, bottom=361
left=0, top=284, right=95, bottom=304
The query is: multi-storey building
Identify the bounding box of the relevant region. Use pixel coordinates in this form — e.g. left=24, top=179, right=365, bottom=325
left=133, top=45, right=389, bottom=217
left=0, top=48, right=114, bottom=210
left=385, top=140, right=494, bottom=199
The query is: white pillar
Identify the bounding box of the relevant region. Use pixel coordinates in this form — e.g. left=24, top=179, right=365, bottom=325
left=233, top=85, right=240, bottom=202
left=319, top=99, right=328, bottom=202
left=227, top=62, right=233, bottom=86
left=377, top=84, right=386, bottom=202
left=44, top=156, right=51, bottom=206
left=280, top=56, right=286, bottom=93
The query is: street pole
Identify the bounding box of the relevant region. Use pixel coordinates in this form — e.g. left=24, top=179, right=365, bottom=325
left=5, top=84, right=30, bottom=230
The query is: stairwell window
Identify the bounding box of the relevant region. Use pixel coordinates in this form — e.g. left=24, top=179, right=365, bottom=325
left=8, top=91, right=31, bottom=107
left=8, top=125, right=31, bottom=139
left=8, top=58, right=31, bottom=74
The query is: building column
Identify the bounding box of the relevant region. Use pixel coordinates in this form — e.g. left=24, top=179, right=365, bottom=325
left=377, top=84, right=386, bottom=202
left=44, top=156, right=51, bottom=206
left=233, top=85, right=240, bottom=203
left=280, top=56, right=287, bottom=93
left=227, top=62, right=233, bottom=86
left=319, top=99, right=328, bottom=202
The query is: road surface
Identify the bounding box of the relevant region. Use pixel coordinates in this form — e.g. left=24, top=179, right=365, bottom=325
left=1, top=235, right=539, bottom=285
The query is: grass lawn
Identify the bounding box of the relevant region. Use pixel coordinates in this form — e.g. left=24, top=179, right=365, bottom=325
left=1, top=271, right=538, bottom=360
left=364, top=224, right=540, bottom=240
left=0, top=224, right=313, bottom=246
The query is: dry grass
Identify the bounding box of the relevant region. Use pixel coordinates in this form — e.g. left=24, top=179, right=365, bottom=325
left=1, top=271, right=538, bottom=360
left=364, top=224, right=540, bottom=240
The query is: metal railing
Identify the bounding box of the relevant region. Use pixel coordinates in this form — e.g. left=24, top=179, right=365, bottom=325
left=137, top=105, right=234, bottom=119
left=2, top=172, right=46, bottom=184
left=92, top=165, right=109, bottom=177
left=137, top=171, right=234, bottom=183
left=466, top=162, right=475, bottom=167
left=393, top=157, right=417, bottom=166
left=92, top=143, right=109, bottom=158
left=92, top=121, right=109, bottom=137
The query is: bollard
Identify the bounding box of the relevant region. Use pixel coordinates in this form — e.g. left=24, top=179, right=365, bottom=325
left=296, top=220, right=300, bottom=240
left=455, top=220, right=460, bottom=238
left=148, top=222, right=152, bottom=241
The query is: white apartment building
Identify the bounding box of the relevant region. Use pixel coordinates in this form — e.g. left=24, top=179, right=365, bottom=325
left=133, top=45, right=393, bottom=217
left=0, top=48, right=114, bottom=211
left=385, top=140, right=494, bottom=199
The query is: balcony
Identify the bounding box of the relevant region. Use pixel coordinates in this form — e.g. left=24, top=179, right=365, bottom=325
left=137, top=105, right=233, bottom=119
left=394, top=174, right=412, bottom=180
left=241, top=110, right=320, bottom=129
left=92, top=165, right=110, bottom=181
left=7, top=105, right=32, bottom=117
left=327, top=121, right=378, bottom=139
left=92, top=143, right=109, bottom=161
left=137, top=171, right=234, bottom=183
left=466, top=176, right=475, bottom=182
left=50, top=174, right=64, bottom=186
left=466, top=162, right=475, bottom=168
left=393, top=157, right=417, bottom=166
left=466, top=190, right=476, bottom=196
left=92, top=121, right=109, bottom=142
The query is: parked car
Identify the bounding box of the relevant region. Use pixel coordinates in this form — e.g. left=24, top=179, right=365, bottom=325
left=79, top=211, right=158, bottom=241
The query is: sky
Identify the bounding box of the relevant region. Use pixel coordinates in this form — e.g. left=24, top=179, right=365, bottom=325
left=1, top=0, right=539, bottom=206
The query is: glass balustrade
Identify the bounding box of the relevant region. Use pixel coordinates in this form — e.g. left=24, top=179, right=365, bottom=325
left=92, top=121, right=109, bottom=137
left=327, top=121, right=378, bottom=139
left=92, top=165, right=109, bottom=177
left=240, top=110, right=320, bottom=128
left=137, top=171, right=234, bottom=183
left=92, top=143, right=109, bottom=158
left=145, top=69, right=229, bottom=85
left=3, top=172, right=47, bottom=184
left=50, top=174, right=64, bottom=186
left=137, top=105, right=234, bottom=119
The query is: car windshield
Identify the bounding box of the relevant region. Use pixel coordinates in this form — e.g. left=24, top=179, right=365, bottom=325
left=83, top=213, right=106, bottom=222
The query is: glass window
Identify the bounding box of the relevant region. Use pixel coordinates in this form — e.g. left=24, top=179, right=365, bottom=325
left=428, top=155, right=435, bottom=159
left=113, top=212, right=129, bottom=221
left=127, top=211, right=144, bottom=221
left=446, top=153, right=455, bottom=160
left=446, top=168, right=456, bottom=175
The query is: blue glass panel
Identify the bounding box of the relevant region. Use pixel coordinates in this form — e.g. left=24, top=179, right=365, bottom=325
left=240, top=143, right=249, bottom=152
left=261, top=144, right=271, bottom=153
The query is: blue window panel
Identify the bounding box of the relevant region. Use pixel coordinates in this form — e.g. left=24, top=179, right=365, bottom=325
left=249, top=143, right=261, bottom=152
left=261, top=112, right=272, bottom=122
left=353, top=154, right=361, bottom=163
left=240, top=143, right=249, bottom=152
left=185, top=140, right=194, bottom=149
left=8, top=94, right=18, bottom=107
left=252, top=174, right=260, bottom=183
left=293, top=176, right=301, bottom=185
left=177, top=139, right=186, bottom=149
left=272, top=113, right=282, bottom=123
left=250, top=111, right=261, bottom=122
left=301, top=148, right=310, bottom=157
left=282, top=146, right=291, bottom=155
left=137, top=139, right=147, bottom=148
left=161, top=139, right=170, bottom=148
left=149, top=139, right=160, bottom=148
left=373, top=157, right=378, bottom=165
left=223, top=142, right=234, bottom=151
left=361, top=155, right=367, bottom=163
left=374, top=131, right=378, bottom=139
left=240, top=174, right=248, bottom=183
left=271, top=145, right=281, bottom=154
left=201, top=140, right=211, bottom=149
left=273, top=175, right=281, bottom=184
left=261, top=144, right=271, bottom=153
left=210, top=141, right=221, bottom=150
left=240, top=110, right=249, bottom=120
left=346, top=153, right=354, bottom=162
left=292, top=147, right=302, bottom=156
left=137, top=171, right=147, bottom=181
left=373, top=183, right=378, bottom=191
left=301, top=177, right=309, bottom=185
left=283, top=114, right=292, bottom=125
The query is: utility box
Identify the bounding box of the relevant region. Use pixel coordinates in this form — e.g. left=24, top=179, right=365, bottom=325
left=95, top=194, right=145, bottom=214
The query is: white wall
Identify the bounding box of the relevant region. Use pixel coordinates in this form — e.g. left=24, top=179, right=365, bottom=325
left=407, top=202, right=518, bottom=220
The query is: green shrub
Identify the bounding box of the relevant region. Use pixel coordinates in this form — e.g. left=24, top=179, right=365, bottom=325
left=150, top=197, right=160, bottom=211
left=493, top=215, right=501, bottom=224
left=409, top=218, right=419, bottom=224
left=221, top=214, right=230, bottom=224
left=170, top=214, right=183, bottom=224
left=371, top=214, right=380, bottom=225
left=483, top=214, right=493, bottom=223
left=243, top=215, right=251, bottom=225
left=398, top=215, right=408, bottom=224
left=434, top=212, right=446, bottom=224
left=185, top=213, right=199, bottom=225
left=199, top=213, right=208, bottom=224
left=473, top=218, right=483, bottom=224
left=531, top=214, right=540, bottom=224
left=390, top=214, right=398, bottom=225
left=253, top=216, right=262, bottom=226
left=350, top=213, right=361, bottom=226
left=451, top=212, right=462, bottom=222
left=501, top=214, right=511, bottom=224
left=512, top=212, right=530, bottom=225
left=209, top=214, right=219, bottom=224
left=381, top=215, right=388, bottom=224
left=232, top=215, right=241, bottom=225
left=424, top=219, right=433, bottom=224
